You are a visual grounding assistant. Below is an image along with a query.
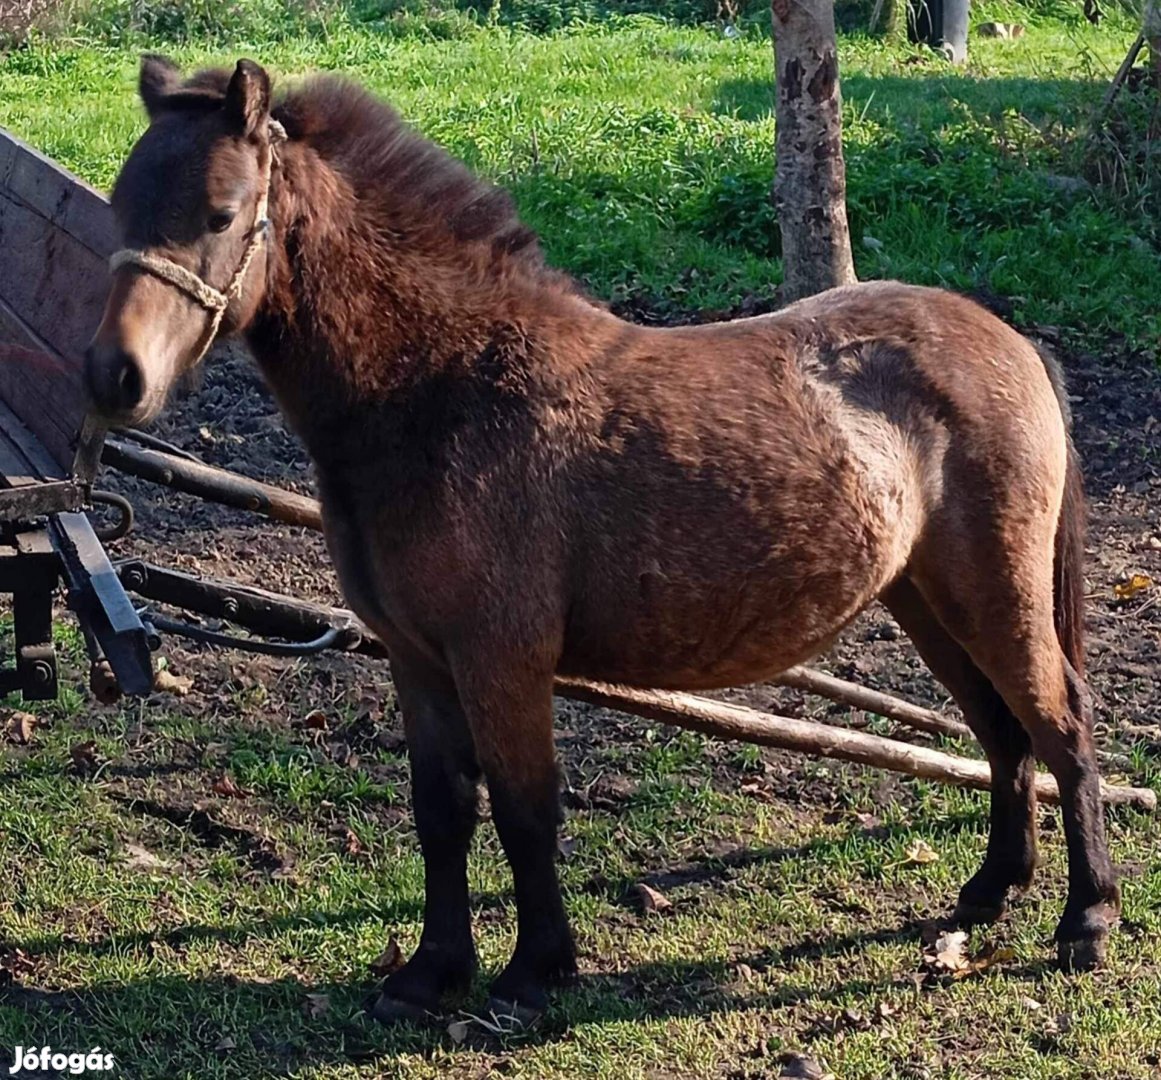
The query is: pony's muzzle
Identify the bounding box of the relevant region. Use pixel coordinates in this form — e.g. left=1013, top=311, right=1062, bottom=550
left=84, top=340, right=146, bottom=420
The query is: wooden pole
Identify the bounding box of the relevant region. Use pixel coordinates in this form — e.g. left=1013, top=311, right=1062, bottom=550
left=102, top=437, right=323, bottom=531
left=555, top=678, right=1157, bottom=811
left=773, top=665, right=973, bottom=741
left=103, top=446, right=1153, bottom=811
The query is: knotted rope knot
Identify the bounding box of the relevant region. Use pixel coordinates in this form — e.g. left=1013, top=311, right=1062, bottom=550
left=108, top=117, right=287, bottom=366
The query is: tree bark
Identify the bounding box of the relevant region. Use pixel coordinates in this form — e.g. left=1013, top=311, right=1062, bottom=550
left=1147, top=1, right=1161, bottom=84
left=771, top=0, right=858, bottom=302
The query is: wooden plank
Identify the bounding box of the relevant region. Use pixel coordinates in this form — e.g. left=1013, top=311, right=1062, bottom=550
left=0, top=345, right=85, bottom=471
left=0, top=126, right=117, bottom=259
left=0, top=188, right=109, bottom=364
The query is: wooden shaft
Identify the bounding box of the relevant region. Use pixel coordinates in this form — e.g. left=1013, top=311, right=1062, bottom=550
left=102, top=437, right=323, bottom=531
left=773, top=664, right=973, bottom=741
left=554, top=677, right=1157, bottom=811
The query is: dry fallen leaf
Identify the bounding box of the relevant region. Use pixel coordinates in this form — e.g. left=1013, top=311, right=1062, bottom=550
left=1114, top=573, right=1153, bottom=601
left=213, top=1035, right=237, bottom=1052
left=904, top=839, right=940, bottom=865
left=304, top=992, right=330, bottom=1019
left=212, top=775, right=251, bottom=799
left=634, top=882, right=673, bottom=914
left=124, top=843, right=169, bottom=871
left=370, top=936, right=405, bottom=978
left=5, top=710, right=38, bottom=745
left=154, top=669, right=194, bottom=696
left=779, top=1053, right=834, bottom=1079
left=447, top=1018, right=471, bottom=1044
left=923, top=931, right=1015, bottom=980
left=69, top=740, right=102, bottom=773
left=344, top=827, right=366, bottom=857
left=302, top=709, right=329, bottom=731
left=924, top=929, right=970, bottom=975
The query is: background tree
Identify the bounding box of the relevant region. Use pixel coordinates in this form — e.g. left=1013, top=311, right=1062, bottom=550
left=771, top=0, right=858, bottom=301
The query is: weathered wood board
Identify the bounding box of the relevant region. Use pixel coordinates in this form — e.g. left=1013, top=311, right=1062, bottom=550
left=0, top=126, right=112, bottom=470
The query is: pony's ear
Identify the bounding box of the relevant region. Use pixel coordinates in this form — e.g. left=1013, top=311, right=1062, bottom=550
left=139, top=54, right=182, bottom=119
left=224, top=59, right=271, bottom=139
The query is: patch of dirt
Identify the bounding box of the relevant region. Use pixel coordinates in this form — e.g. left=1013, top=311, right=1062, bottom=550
left=85, top=299, right=1160, bottom=821
left=108, top=792, right=293, bottom=877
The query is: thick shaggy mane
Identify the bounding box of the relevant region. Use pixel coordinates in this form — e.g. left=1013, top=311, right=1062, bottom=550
left=275, top=77, right=547, bottom=266
left=158, top=66, right=561, bottom=284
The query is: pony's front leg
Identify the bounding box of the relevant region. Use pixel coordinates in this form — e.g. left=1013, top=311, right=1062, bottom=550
left=372, top=649, right=482, bottom=1023
left=456, top=658, right=577, bottom=1021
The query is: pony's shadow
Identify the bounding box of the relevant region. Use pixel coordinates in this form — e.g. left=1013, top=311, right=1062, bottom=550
left=0, top=818, right=995, bottom=1074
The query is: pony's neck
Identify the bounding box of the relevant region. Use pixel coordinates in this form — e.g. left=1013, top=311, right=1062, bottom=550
left=247, top=139, right=587, bottom=428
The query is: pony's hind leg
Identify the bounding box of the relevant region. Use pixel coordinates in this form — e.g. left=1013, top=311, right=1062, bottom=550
left=883, top=578, right=1038, bottom=922
left=372, top=649, right=482, bottom=1023
left=905, top=556, right=1119, bottom=970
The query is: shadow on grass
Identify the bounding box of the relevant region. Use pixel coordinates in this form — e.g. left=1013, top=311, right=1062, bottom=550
left=0, top=811, right=1001, bottom=1076
left=712, top=72, right=1107, bottom=125
left=0, top=925, right=917, bottom=1077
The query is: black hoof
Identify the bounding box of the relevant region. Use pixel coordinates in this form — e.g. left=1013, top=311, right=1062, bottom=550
left=1057, top=933, right=1108, bottom=973
left=370, top=992, right=437, bottom=1026
left=1055, top=905, right=1116, bottom=973
left=484, top=995, right=545, bottom=1030
left=952, top=896, right=1007, bottom=927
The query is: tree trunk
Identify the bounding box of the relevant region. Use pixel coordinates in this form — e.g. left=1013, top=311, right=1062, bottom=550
left=1148, top=1, right=1161, bottom=85
left=770, top=0, right=857, bottom=302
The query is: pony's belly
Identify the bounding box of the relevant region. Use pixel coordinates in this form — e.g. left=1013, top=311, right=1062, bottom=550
left=558, top=563, right=886, bottom=691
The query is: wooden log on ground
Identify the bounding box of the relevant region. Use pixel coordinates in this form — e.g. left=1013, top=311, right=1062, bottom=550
left=555, top=677, right=1157, bottom=811
left=102, top=437, right=323, bottom=531
left=774, top=664, right=973, bottom=741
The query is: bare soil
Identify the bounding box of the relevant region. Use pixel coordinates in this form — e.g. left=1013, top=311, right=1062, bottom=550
left=91, top=299, right=1161, bottom=804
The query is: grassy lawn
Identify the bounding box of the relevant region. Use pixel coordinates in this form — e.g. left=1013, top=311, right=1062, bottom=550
left=3, top=627, right=1161, bottom=1079
left=0, top=1, right=1157, bottom=349
left=2, top=2, right=1161, bottom=1077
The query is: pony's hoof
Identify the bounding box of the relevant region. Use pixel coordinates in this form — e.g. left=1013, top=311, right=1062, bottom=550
left=484, top=996, right=544, bottom=1030
left=952, top=897, right=1007, bottom=927
left=370, top=992, right=435, bottom=1026
left=1057, top=934, right=1108, bottom=973
left=1055, top=903, right=1116, bottom=972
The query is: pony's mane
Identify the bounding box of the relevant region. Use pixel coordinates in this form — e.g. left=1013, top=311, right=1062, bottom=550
left=163, top=67, right=567, bottom=285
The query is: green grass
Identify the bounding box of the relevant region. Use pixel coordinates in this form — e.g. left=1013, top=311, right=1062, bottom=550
left=0, top=2, right=1158, bottom=350
left=3, top=626, right=1161, bottom=1078
left=3, top=4, right=1161, bottom=1076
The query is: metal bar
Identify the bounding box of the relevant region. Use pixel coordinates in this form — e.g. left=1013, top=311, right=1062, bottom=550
left=145, top=612, right=347, bottom=657
left=50, top=511, right=153, bottom=696
left=116, top=560, right=368, bottom=650
left=101, top=437, right=323, bottom=531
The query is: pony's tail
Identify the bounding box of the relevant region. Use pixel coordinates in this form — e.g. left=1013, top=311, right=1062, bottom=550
left=1039, top=345, right=1087, bottom=677
left=1054, top=444, right=1087, bottom=677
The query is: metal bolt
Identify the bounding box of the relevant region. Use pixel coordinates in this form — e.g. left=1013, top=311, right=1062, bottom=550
left=122, top=567, right=146, bottom=590
left=31, top=659, right=53, bottom=684
left=223, top=597, right=239, bottom=617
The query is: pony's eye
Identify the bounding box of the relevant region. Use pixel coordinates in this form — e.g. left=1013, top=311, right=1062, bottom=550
left=208, top=211, right=235, bottom=233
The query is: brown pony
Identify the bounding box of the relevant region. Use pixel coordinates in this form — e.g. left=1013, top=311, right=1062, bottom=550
left=86, top=56, right=1119, bottom=1022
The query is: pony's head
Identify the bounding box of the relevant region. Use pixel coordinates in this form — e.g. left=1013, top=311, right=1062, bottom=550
left=85, top=54, right=278, bottom=425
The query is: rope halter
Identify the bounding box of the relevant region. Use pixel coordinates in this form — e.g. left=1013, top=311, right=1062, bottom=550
left=108, top=118, right=288, bottom=367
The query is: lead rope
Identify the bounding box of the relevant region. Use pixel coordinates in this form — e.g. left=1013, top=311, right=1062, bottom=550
left=109, top=118, right=288, bottom=367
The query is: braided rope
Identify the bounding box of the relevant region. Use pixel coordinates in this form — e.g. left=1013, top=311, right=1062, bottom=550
left=109, top=249, right=229, bottom=312
left=108, top=119, right=287, bottom=368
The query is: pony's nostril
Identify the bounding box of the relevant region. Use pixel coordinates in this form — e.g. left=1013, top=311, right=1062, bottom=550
left=116, top=353, right=144, bottom=410
left=85, top=345, right=146, bottom=417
